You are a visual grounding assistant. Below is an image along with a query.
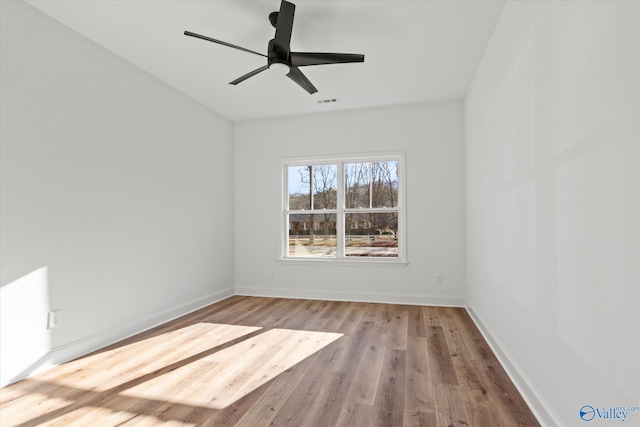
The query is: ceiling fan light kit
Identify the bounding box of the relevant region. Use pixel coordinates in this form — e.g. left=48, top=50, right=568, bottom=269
left=269, top=62, right=291, bottom=75
left=184, top=0, right=365, bottom=94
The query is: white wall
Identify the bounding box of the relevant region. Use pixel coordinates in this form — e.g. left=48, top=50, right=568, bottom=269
left=465, top=1, right=639, bottom=426
left=0, top=1, right=235, bottom=386
left=235, top=102, right=465, bottom=305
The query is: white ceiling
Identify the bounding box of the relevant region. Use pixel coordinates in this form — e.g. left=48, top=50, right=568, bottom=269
left=25, top=0, right=505, bottom=122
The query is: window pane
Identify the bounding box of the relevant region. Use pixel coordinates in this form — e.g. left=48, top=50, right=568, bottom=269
left=345, top=162, right=370, bottom=208
left=345, top=212, right=398, bottom=257
left=312, top=165, right=337, bottom=209
left=286, top=156, right=403, bottom=262
left=288, top=166, right=311, bottom=210
left=288, top=214, right=337, bottom=257
left=371, top=161, right=399, bottom=208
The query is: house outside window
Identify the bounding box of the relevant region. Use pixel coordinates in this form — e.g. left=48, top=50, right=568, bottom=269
left=283, top=152, right=405, bottom=262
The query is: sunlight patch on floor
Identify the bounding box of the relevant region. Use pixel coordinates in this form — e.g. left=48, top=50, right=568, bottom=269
left=124, top=328, right=343, bottom=409
left=37, top=323, right=261, bottom=392
left=0, top=324, right=342, bottom=425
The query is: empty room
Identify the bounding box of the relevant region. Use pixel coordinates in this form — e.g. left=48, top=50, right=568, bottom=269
left=1, top=0, right=638, bottom=426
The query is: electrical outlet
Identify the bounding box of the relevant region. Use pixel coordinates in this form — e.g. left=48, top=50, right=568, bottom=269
left=48, top=310, right=61, bottom=329
left=270, top=270, right=276, bottom=279
left=435, top=274, right=443, bottom=285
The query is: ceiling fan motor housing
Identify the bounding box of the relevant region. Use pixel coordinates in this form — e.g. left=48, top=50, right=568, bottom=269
left=268, top=39, right=289, bottom=69
left=269, top=11, right=279, bottom=28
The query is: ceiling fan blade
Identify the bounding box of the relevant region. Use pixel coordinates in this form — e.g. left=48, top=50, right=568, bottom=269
left=184, top=31, right=267, bottom=58
left=290, top=52, right=365, bottom=67
left=287, top=67, right=318, bottom=94
left=229, top=65, right=269, bottom=85
left=273, top=0, right=295, bottom=59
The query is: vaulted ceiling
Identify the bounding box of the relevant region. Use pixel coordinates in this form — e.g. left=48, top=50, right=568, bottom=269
left=26, top=0, right=505, bottom=121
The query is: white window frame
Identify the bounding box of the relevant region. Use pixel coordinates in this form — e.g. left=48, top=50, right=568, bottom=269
left=281, top=151, right=407, bottom=265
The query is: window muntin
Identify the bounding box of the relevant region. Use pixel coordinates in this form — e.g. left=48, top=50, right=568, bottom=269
left=285, top=155, right=404, bottom=262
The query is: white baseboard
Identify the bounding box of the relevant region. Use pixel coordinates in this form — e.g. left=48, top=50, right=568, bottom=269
left=465, top=305, right=561, bottom=427
left=3, top=287, right=234, bottom=387
left=235, top=285, right=465, bottom=307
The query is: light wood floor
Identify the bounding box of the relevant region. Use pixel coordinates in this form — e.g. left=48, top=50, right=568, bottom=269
left=0, top=296, right=540, bottom=426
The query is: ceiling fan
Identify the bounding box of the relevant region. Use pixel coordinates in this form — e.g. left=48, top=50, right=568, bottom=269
left=184, top=0, right=365, bottom=94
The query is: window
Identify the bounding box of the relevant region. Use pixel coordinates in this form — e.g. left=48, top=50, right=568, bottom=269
left=284, top=153, right=405, bottom=262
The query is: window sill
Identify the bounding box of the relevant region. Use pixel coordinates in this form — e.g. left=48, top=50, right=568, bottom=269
left=278, top=258, right=409, bottom=267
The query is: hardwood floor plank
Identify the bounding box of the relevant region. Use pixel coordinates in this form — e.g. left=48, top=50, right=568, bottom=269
left=336, top=301, right=367, bottom=335
left=422, top=305, right=442, bottom=327
left=373, top=303, right=393, bottom=335
left=314, top=300, right=354, bottom=332
left=427, top=325, right=459, bottom=385
left=407, top=305, right=427, bottom=338
left=404, top=337, right=436, bottom=414
left=335, top=402, right=375, bottom=427
left=389, top=308, right=409, bottom=350
left=345, top=337, right=386, bottom=406
left=1, top=296, right=540, bottom=427
left=434, top=384, right=471, bottom=427
left=301, top=370, right=354, bottom=427
left=403, top=409, right=438, bottom=427
left=267, top=343, right=345, bottom=426
left=232, top=352, right=319, bottom=427
left=374, top=347, right=407, bottom=427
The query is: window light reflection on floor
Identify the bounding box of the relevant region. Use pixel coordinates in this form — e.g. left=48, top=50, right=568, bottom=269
left=2, top=323, right=343, bottom=426
left=124, top=328, right=343, bottom=409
